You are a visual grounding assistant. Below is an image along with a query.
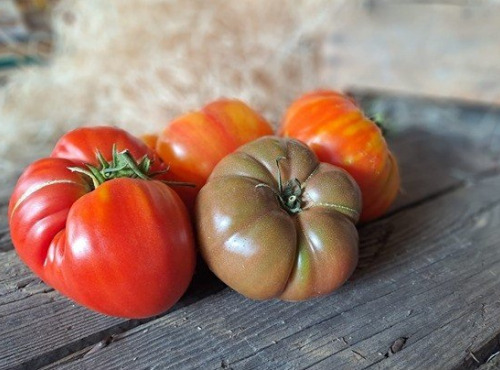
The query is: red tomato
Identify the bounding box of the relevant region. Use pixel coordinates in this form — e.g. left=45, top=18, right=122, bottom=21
left=9, top=126, right=196, bottom=318
left=279, top=90, right=400, bottom=222
left=155, top=99, right=274, bottom=212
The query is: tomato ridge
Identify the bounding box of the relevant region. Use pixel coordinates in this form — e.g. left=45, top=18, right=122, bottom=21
left=10, top=179, right=89, bottom=217
left=302, top=199, right=360, bottom=222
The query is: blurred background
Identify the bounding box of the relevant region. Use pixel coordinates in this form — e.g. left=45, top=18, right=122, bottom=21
left=2, top=1, right=499, bottom=102
left=0, top=0, right=54, bottom=80
left=324, top=0, right=500, bottom=104
left=0, top=0, right=499, bottom=175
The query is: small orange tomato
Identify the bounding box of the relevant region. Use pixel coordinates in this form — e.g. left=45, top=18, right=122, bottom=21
left=141, top=133, right=158, bottom=150
left=279, top=90, right=400, bottom=222
left=156, top=99, right=273, bottom=212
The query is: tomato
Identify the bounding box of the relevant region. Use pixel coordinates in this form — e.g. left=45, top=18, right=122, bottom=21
left=195, top=136, right=361, bottom=301
left=141, top=133, right=159, bottom=151
left=155, top=99, right=273, bottom=212
left=279, top=90, right=400, bottom=222
left=8, top=126, right=196, bottom=318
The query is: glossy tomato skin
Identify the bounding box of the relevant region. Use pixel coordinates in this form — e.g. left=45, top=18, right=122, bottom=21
left=195, top=136, right=361, bottom=301
left=155, top=99, right=273, bottom=212
left=51, top=126, right=166, bottom=173
left=279, top=90, right=400, bottom=222
left=141, top=133, right=159, bottom=150
left=9, top=126, right=196, bottom=318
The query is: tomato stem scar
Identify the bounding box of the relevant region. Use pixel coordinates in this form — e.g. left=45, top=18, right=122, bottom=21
left=256, top=156, right=303, bottom=215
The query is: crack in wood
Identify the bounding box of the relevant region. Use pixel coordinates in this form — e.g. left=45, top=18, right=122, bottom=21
left=385, top=336, right=408, bottom=357
left=14, top=277, right=36, bottom=290
left=352, top=348, right=367, bottom=360
left=220, top=358, right=232, bottom=369
left=486, top=351, right=500, bottom=363
left=461, top=331, right=500, bottom=369
left=0, top=287, right=54, bottom=309
left=82, top=335, right=114, bottom=358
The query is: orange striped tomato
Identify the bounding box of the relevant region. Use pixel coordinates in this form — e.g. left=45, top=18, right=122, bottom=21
left=279, top=90, right=400, bottom=222
left=155, top=99, right=273, bottom=212
left=141, top=133, right=158, bottom=150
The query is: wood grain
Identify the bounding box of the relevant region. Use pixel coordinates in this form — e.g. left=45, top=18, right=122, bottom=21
left=1, top=94, right=499, bottom=369
left=0, top=186, right=13, bottom=252
left=0, top=251, right=224, bottom=370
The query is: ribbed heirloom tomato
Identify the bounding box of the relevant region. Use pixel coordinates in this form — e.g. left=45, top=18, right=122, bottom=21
left=155, top=99, right=273, bottom=212
left=196, top=136, right=362, bottom=301
left=8, top=126, right=196, bottom=318
left=279, top=90, right=400, bottom=222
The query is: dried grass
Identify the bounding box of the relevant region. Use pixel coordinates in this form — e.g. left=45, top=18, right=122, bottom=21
left=0, top=0, right=351, bottom=174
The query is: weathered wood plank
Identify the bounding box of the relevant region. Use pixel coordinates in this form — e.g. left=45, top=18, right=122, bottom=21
left=355, top=90, right=500, bottom=142
left=0, top=221, right=12, bottom=253
left=0, top=250, right=124, bottom=370
left=0, top=182, right=15, bottom=252
left=0, top=252, right=224, bottom=370
left=47, top=170, right=500, bottom=370
left=386, top=127, right=497, bottom=216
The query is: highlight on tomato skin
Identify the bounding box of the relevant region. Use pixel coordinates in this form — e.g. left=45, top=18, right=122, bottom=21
left=8, top=126, right=197, bottom=319
left=155, top=98, right=274, bottom=213
left=279, top=90, right=400, bottom=223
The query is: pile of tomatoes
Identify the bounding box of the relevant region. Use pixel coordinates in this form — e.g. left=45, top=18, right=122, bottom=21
left=8, top=90, right=400, bottom=318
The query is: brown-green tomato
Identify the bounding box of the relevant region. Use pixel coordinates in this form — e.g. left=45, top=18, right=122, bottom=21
left=195, top=136, right=362, bottom=301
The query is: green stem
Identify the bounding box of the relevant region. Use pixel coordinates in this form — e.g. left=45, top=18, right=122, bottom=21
left=369, top=112, right=388, bottom=136
left=68, top=166, right=102, bottom=189
left=68, top=147, right=195, bottom=190
left=256, top=156, right=303, bottom=215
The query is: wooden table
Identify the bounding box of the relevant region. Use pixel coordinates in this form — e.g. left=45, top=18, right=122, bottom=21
left=1, top=92, right=500, bottom=370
